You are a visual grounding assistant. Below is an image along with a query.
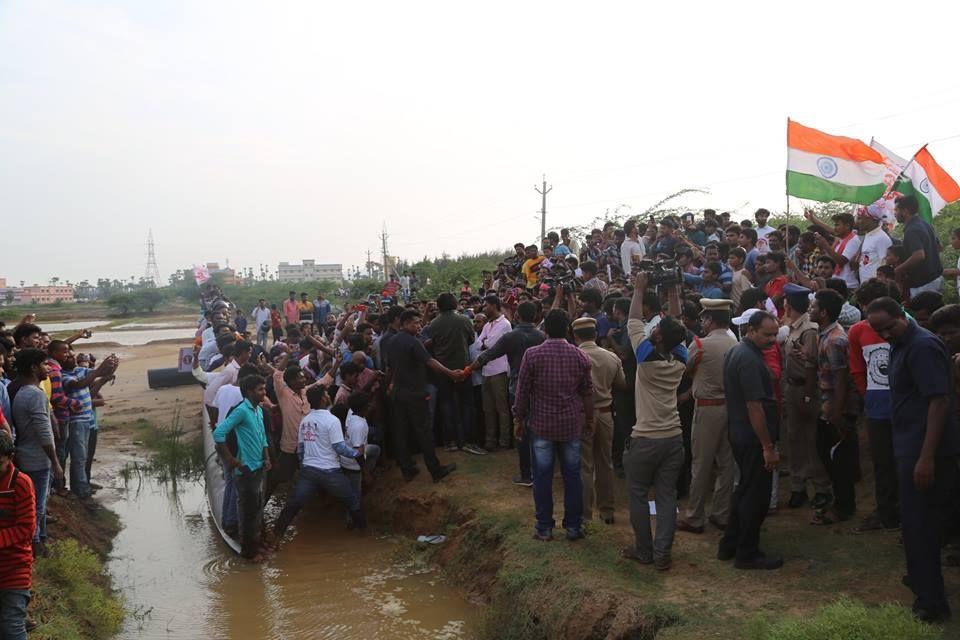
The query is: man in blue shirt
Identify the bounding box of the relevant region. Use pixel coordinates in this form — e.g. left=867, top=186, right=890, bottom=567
left=214, top=375, right=272, bottom=561
left=867, top=297, right=959, bottom=623
left=682, top=263, right=725, bottom=299
left=313, top=292, right=332, bottom=333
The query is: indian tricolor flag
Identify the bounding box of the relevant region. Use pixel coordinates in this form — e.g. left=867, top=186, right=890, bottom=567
left=787, top=120, right=886, bottom=205
left=895, top=146, right=960, bottom=222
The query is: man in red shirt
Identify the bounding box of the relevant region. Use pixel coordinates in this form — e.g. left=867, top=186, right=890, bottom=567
left=0, top=430, right=36, bottom=640
left=760, top=252, right=789, bottom=316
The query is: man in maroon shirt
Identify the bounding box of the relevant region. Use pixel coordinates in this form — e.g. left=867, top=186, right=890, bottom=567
left=0, top=430, right=36, bottom=640
left=513, top=308, right=594, bottom=542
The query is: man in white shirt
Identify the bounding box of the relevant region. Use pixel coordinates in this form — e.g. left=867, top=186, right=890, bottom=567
left=620, top=219, right=646, bottom=276
left=340, top=392, right=380, bottom=503
left=273, top=385, right=366, bottom=540
left=477, top=295, right=512, bottom=451
left=855, top=206, right=892, bottom=283
left=250, top=299, right=271, bottom=348
left=815, top=212, right=862, bottom=291
left=754, top=208, right=777, bottom=254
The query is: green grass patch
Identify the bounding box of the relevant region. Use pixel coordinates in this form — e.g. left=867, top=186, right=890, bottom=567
left=31, top=539, right=124, bottom=640
left=119, top=405, right=204, bottom=484
left=745, top=598, right=941, bottom=640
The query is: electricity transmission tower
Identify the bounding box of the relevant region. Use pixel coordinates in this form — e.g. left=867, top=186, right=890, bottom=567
left=145, top=229, right=161, bottom=286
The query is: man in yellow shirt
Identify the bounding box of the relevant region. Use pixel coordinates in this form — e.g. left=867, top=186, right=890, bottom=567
left=521, top=245, right=545, bottom=290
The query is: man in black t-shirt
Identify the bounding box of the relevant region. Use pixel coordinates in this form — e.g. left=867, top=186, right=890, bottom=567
left=894, top=194, right=943, bottom=298
left=386, top=309, right=463, bottom=482
left=718, top=309, right=783, bottom=571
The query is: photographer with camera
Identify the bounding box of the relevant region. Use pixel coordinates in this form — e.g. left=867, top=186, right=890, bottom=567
left=620, top=270, right=687, bottom=571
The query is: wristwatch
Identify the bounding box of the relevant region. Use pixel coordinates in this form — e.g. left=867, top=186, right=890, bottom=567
left=803, top=395, right=812, bottom=403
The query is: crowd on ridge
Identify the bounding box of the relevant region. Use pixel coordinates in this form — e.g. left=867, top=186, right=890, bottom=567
left=0, top=319, right=119, bottom=638
left=191, top=195, right=960, bottom=624
left=1, top=194, right=960, bottom=635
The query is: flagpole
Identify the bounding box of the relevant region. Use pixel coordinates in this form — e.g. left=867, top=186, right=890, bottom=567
left=883, top=143, right=927, bottom=198
left=785, top=118, right=792, bottom=257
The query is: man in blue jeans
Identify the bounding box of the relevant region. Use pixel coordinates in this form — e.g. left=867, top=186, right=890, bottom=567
left=273, top=385, right=367, bottom=541
left=513, top=308, right=594, bottom=541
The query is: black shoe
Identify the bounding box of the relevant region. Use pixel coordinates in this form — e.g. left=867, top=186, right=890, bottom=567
left=811, top=493, right=832, bottom=510
left=602, top=515, right=615, bottom=525
left=788, top=491, right=808, bottom=508
left=913, top=604, right=951, bottom=624
left=532, top=530, right=554, bottom=542
left=717, top=547, right=736, bottom=561
left=734, top=555, right=784, bottom=570
left=432, top=463, right=457, bottom=483
left=512, top=475, right=533, bottom=487
left=565, top=528, right=586, bottom=541
left=402, top=467, right=421, bottom=482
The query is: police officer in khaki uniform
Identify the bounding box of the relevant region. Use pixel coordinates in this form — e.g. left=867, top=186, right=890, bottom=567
left=677, top=299, right=739, bottom=533
left=572, top=316, right=626, bottom=524
left=781, top=283, right=831, bottom=509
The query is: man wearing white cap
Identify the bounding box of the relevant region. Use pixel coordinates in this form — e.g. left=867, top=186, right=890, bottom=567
left=856, top=205, right=892, bottom=283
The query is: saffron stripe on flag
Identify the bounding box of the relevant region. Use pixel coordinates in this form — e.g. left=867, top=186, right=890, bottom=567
left=786, top=171, right=887, bottom=205
left=787, top=120, right=884, bottom=163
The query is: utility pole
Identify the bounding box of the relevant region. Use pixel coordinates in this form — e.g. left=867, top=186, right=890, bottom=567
left=365, top=249, right=373, bottom=277
left=379, top=224, right=390, bottom=281
left=535, top=174, right=552, bottom=244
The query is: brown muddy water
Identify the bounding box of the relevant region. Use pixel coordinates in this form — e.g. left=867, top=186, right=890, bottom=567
left=108, top=476, right=479, bottom=639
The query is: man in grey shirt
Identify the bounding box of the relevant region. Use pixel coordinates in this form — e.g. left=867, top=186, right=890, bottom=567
left=9, top=348, right=63, bottom=549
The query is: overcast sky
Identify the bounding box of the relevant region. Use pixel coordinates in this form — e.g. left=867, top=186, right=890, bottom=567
left=3, top=0, right=960, bottom=286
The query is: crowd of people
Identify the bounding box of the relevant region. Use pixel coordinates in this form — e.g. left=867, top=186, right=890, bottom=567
left=0, top=319, right=119, bottom=638
left=189, top=193, right=960, bottom=624
left=1, top=193, right=959, bottom=635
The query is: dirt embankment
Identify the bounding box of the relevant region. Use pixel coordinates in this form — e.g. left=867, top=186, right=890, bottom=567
left=365, top=486, right=672, bottom=639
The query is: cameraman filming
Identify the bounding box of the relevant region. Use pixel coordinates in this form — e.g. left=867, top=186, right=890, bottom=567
left=620, top=270, right=687, bottom=571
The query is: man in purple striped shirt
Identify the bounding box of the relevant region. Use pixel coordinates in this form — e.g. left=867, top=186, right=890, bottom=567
left=513, top=308, right=594, bottom=542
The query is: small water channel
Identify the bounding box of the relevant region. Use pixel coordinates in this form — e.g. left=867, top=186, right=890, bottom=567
left=108, top=475, right=479, bottom=640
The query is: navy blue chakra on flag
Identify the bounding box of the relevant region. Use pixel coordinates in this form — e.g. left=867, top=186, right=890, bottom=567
left=817, top=157, right=839, bottom=179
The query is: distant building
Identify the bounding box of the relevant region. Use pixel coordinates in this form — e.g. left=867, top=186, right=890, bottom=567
left=205, top=262, right=242, bottom=286
left=20, top=285, right=75, bottom=305
left=0, top=278, right=6, bottom=288
left=278, top=260, right=343, bottom=283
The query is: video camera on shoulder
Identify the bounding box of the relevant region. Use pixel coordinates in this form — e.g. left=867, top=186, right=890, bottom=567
left=632, top=258, right=682, bottom=287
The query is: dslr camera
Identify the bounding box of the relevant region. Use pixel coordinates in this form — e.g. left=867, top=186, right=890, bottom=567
left=632, top=258, right=682, bottom=287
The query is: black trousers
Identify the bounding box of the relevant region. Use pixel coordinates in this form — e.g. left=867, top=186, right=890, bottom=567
left=393, top=394, right=442, bottom=476
left=816, top=417, right=857, bottom=516
left=866, top=418, right=899, bottom=526
left=720, top=443, right=772, bottom=562
left=612, top=388, right=635, bottom=469
left=898, top=456, right=958, bottom=613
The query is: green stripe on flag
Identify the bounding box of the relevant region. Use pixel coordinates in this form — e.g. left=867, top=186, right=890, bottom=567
left=786, top=171, right=886, bottom=205
left=893, top=179, right=934, bottom=223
